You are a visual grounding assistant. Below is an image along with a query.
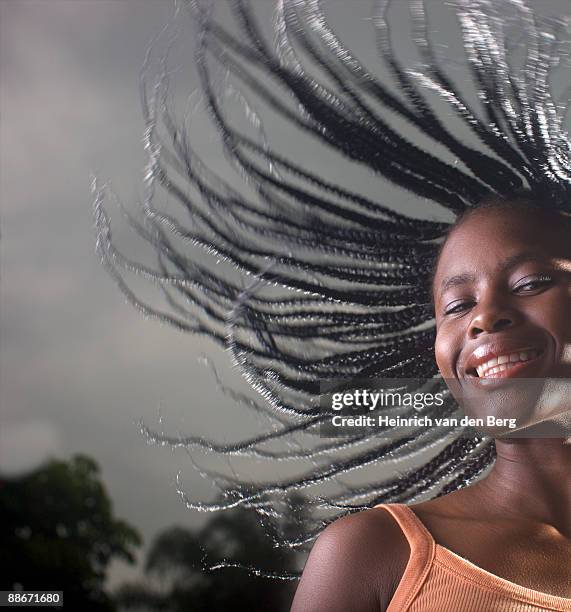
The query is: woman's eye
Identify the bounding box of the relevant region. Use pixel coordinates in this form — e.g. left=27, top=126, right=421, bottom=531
left=444, top=300, right=474, bottom=315
left=513, top=275, right=553, bottom=293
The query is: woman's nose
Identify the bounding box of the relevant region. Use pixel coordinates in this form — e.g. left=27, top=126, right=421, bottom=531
left=468, top=302, right=521, bottom=338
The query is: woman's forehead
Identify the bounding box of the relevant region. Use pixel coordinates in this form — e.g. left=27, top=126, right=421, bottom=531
left=432, top=207, right=570, bottom=291
left=450, top=207, right=566, bottom=252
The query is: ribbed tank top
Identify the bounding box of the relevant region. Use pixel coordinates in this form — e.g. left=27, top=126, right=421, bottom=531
left=375, top=504, right=571, bottom=611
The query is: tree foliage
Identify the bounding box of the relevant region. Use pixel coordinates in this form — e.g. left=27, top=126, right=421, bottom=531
left=0, top=454, right=142, bottom=611
left=115, top=493, right=309, bottom=612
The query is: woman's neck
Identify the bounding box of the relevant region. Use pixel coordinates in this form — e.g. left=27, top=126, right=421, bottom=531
left=476, top=438, right=571, bottom=536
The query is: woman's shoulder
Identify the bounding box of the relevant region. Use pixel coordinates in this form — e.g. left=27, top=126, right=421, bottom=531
left=322, top=506, right=412, bottom=589
left=290, top=506, right=410, bottom=611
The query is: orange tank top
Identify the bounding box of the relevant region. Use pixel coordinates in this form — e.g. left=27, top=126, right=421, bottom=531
left=375, top=504, right=571, bottom=611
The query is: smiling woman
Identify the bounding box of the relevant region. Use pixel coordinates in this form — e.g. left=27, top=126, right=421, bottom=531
left=433, top=199, right=571, bottom=432
left=93, top=0, right=571, bottom=610
left=292, top=200, right=571, bottom=611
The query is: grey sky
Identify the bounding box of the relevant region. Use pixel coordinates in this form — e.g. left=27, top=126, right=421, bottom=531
left=2, top=0, right=570, bottom=590
left=1, top=0, right=211, bottom=588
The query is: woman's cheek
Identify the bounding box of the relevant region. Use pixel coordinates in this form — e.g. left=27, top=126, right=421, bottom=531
left=544, top=291, right=571, bottom=375
left=434, top=331, right=456, bottom=379
left=532, top=288, right=571, bottom=343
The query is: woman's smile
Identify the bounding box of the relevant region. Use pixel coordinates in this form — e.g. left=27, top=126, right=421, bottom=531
left=473, top=349, right=543, bottom=378
left=462, top=342, right=546, bottom=380
left=432, top=206, right=571, bottom=412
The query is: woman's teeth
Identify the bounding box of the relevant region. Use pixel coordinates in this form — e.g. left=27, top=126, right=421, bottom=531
left=475, top=350, right=541, bottom=378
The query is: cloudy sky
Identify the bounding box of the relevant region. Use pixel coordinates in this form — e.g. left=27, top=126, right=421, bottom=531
left=1, top=0, right=226, bottom=587
left=2, top=0, right=570, bottom=590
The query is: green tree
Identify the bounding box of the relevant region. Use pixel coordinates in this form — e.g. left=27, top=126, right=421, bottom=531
left=0, top=454, right=142, bottom=611
left=115, top=494, right=309, bottom=612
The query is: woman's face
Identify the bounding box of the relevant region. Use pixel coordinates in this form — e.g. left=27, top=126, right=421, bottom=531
left=432, top=207, right=571, bottom=432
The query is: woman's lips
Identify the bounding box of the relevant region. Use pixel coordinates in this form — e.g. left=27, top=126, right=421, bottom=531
left=475, top=349, right=543, bottom=378
left=464, top=349, right=545, bottom=386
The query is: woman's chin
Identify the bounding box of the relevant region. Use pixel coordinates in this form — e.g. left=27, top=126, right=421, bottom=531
left=498, top=413, right=571, bottom=439
left=457, top=377, right=571, bottom=438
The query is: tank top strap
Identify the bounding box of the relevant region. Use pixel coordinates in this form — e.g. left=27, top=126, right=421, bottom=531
left=374, top=503, right=435, bottom=553
left=373, top=503, right=436, bottom=611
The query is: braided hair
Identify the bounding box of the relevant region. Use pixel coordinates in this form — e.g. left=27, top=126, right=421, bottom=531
left=92, top=0, right=571, bottom=575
